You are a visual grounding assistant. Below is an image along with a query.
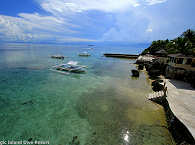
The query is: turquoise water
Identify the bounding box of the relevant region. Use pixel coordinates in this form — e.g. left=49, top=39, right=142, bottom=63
left=0, top=43, right=175, bottom=145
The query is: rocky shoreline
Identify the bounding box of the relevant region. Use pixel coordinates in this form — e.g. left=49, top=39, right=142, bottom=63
left=136, top=55, right=195, bottom=88
left=135, top=55, right=195, bottom=145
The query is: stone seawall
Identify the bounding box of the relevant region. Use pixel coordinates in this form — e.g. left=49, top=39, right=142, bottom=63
left=165, top=65, right=195, bottom=88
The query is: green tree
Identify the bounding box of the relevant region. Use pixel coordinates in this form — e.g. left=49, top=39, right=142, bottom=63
left=141, top=29, right=195, bottom=56
left=174, top=37, right=186, bottom=53
left=181, top=29, right=195, bottom=42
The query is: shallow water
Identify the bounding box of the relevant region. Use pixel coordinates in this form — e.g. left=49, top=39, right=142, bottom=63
left=0, top=43, right=175, bottom=145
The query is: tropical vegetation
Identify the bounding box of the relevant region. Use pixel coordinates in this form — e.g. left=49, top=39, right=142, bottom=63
left=142, top=29, right=195, bottom=56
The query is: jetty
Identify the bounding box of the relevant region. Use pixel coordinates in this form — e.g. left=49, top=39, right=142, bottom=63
left=104, top=53, right=139, bottom=59
left=165, top=79, right=195, bottom=139
left=147, top=79, right=195, bottom=141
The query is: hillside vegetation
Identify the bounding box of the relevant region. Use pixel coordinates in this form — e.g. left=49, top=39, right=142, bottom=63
left=142, top=29, right=195, bottom=56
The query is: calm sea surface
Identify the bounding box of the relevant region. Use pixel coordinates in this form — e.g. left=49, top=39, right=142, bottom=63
left=0, top=43, right=175, bottom=145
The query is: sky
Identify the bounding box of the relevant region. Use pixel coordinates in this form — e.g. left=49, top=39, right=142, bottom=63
left=0, top=0, right=194, bottom=43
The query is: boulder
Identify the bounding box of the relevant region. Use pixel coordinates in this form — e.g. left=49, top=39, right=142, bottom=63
left=148, top=69, right=161, bottom=77
left=70, top=136, right=80, bottom=145
left=152, top=84, right=164, bottom=92
left=152, top=80, right=163, bottom=86
left=146, top=59, right=164, bottom=77
left=152, top=81, right=164, bottom=92
left=138, top=64, right=144, bottom=70
left=136, top=55, right=154, bottom=64
left=131, top=69, right=139, bottom=77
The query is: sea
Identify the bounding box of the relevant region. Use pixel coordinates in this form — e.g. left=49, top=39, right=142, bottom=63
left=0, top=43, right=175, bottom=145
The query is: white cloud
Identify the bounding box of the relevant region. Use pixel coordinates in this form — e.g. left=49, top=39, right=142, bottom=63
left=0, top=13, right=93, bottom=42
left=40, top=0, right=141, bottom=15
left=39, top=0, right=168, bottom=16
left=146, top=28, right=153, bottom=32
left=57, top=37, right=96, bottom=42
left=18, top=13, right=76, bottom=33
left=0, top=15, right=30, bottom=41
left=2, top=0, right=194, bottom=44
left=145, top=0, right=167, bottom=5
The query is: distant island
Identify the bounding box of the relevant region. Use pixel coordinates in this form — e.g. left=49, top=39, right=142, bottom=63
left=142, top=29, right=195, bottom=56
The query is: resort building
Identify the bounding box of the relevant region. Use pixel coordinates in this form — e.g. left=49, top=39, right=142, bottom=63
left=154, top=49, right=168, bottom=64
left=154, top=49, right=168, bottom=57
left=167, top=53, right=195, bottom=71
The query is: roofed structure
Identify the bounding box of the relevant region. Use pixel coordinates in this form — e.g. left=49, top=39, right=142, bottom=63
left=154, top=49, right=167, bottom=56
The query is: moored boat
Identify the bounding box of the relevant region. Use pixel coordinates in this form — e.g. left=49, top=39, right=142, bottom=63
left=78, top=52, right=91, bottom=57
left=51, top=55, right=65, bottom=59
left=51, top=62, right=86, bottom=73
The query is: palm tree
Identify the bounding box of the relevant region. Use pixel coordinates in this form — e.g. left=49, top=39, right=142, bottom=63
left=181, top=29, right=195, bottom=42
left=174, top=37, right=187, bottom=54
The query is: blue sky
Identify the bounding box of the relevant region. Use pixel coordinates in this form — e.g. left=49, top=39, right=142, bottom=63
left=0, top=0, right=194, bottom=43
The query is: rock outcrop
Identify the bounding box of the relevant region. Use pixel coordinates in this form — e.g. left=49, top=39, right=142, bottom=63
left=151, top=80, right=164, bottom=92
left=136, top=55, right=155, bottom=64
left=145, top=59, right=167, bottom=77
left=131, top=69, right=139, bottom=77
left=138, top=64, right=144, bottom=70
left=136, top=55, right=195, bottom=88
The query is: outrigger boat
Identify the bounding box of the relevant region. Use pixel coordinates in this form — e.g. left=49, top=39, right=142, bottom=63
left=83, top=48, right=93, bottom=50
left=78, top=52, right=91, bottom=57
left=51, top=61, right=86, bottom=73
left=51, top=55, right=65, bottom=59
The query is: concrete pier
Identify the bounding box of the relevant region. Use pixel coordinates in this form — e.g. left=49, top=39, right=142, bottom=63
left=165, top=79, right=195, bottom=139
left=104, top=53, right=139, bottom=59
left=147, top=79, right=195, bottom=143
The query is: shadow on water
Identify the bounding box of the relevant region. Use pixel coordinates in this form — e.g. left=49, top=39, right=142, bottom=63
left=91, top=61, right=116, bottom=77
left=0, top=95, right=10, bottom=109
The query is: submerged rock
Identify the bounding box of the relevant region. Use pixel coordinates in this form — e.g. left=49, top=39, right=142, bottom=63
left=21, top=100, right=33, bottom=105
left=69, top=136, right=80, bottom=145
left=0, top=79, right=7, bottom=83
left=28, top=138, right=33, bottom=142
